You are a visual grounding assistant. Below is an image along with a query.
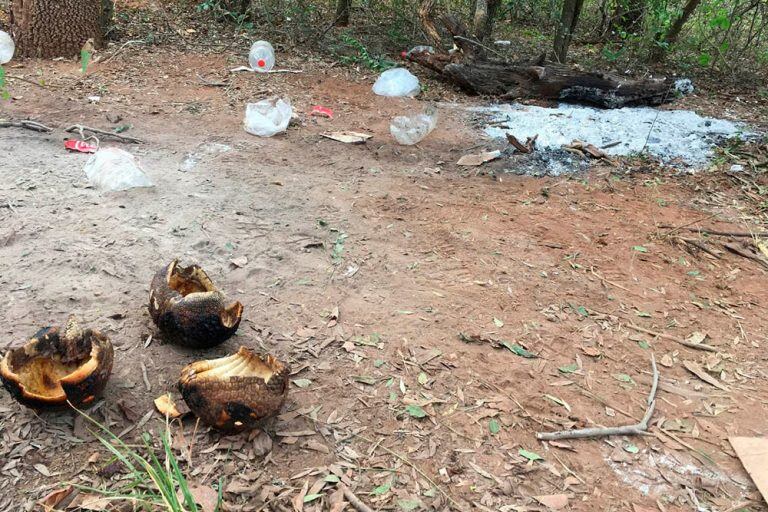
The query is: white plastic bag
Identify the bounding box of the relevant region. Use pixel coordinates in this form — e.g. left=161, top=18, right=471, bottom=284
left=244, top=98, right=292, bottom=137
left=372, top=68, right=420, bottom=98
left=0, top=31, right=15, bottom=65
left=390, top=106, right=438, bottom=145
left=84, top=148, right=153, bottom=192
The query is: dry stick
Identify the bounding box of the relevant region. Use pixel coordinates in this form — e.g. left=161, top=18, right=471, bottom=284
left=657, top=213, right=719, bottom=237
left=339, top=484, right=375, bottom=512
left=626, top=323, right=718, bottom=352
left=0, top=120, right=54, bottom=133
left=659, top=225, right=767, bottom=238
left=536, top=355, right=659, bottom=441
left=676, top=237, right=723, bottom=259
left=7, top=75, right=54, bottom=89
left=101, top=40, right=146, bottom=65
left=64, top=124, right=144, bottom=144
left=353, top=432, right=461, bottom=509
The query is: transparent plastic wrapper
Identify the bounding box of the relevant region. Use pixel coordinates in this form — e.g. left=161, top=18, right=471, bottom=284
left=244, top=98, right=292, bottom=137
left=390, top=106, right=438, bottom=145
left=0, top=31, right=15, bottom=65
left=248, top=41, right=275, bottom=72
left=84, top=148, right=153, bottom=192
left=372, top=68, right=421, bottom=97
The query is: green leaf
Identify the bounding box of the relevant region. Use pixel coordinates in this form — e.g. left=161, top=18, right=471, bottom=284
left=575, top=305, right=589, bottom=317
left=559, top=363, right=578, bottom=374
left=493, top=317, right=504, bottom=328
left=332, top=232, right=349, bottom=263
left=405, top=405, right=427, bottom=418
left=613, top=373, right=636, bottom=385
left=635, top=310, right=652, bottom=318
left=374, top=359, right=386, bottom=368
left=353, top=375, right=376, bottom=385
left=632, top=245, right=648, bottom=253
left=624, top=444, right=639, bottom=454
left=423, top=488, right=437, bottom=498
left=518, top=448, right=542, bottom=461
left=489, top=418, right=500, bottom=435
left=398, top=499, right=421, bottom=511
left=637, top=340, right=650, bottom=350
left=544, top=394, right=571, bottom=412
left=501, top=341, right=536, bottom=358
left=372, top=480, right=392, bottom=496
left=114, top=124, right=131, bottom=134
left=418, top=372, right=428, bottom=386
left=304, top=493, right=323, bottom=503
left=324, top=474, right=341, bottom=483
left=292, top=379, right=312, bottom=388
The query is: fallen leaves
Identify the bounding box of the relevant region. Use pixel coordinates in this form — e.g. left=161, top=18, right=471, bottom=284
left=534, top=494, right=569, bottom=510
left=37, top=486, right=74, bottom=512
left=154, top=393, right=182, bottom=419
left=683, top=360, right=729, bottom=391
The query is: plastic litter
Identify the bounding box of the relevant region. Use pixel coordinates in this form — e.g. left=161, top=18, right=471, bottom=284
left=310, top=105, right=334, bottom=119
left=83, top=148, right=153, bottom=191
left=178, top=142, right=232, bottom=172
left=390, top=106, right=438, bottom=145
left=405, top=45, right=435, bottom=58
left=64, top=139, right=98, bottom=154
left=244, top=98, right=292, bottom=137
left=372, top=68, right=420, bottom=98
left=0, top=31, right=14, bottom=65
left=248, top=41, right=275, bottom=73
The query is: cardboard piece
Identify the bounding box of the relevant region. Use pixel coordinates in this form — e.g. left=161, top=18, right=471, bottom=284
left=729, top=437, right=768, bottom=504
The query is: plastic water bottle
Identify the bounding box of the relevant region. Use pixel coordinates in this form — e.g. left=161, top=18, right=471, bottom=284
left=249, top=41, right=275, bottom=73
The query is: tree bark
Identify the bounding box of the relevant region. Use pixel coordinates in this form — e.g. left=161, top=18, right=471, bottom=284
left=651, top=0, right=703, bottom=61
left=10, top=0, right=113, bottom=58
left=419, top=0, right=443, bottom=47
left=473, top=0, right=501, bottom=42
left=335, top=0, right=350, bottom=26
left=553, top=0, right=585, bottom=63
left=408, top=49, right=682, bottom=108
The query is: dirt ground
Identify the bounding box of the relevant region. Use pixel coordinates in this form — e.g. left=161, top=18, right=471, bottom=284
left=2, top=31, right=768, bottom=512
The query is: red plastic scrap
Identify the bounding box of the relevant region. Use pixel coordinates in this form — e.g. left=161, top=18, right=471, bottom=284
left=64, top=139, right=98, bottom=153
left=310, top=105, right=334, bottom=119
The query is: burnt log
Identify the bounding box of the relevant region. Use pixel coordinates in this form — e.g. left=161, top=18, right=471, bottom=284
left=408, top=50, right=684, bottom=108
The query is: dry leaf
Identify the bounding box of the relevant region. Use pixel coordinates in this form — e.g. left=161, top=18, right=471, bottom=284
left=292, top=480, right=309, bottom=512
left=185, top=485, right=219, bottom=512
left=534, top=494, right=569, bottom=510
left=154, top=393, right=182, bottom=419
left=632, top=504, right=658, bottom=512
left=730, top=437, right=768, bottom=504
left=683, top=360, right=729, bottom=391
left=38, top=486, right=74, bottom=512
left=660, top=354, right=674, bottom=367
left=34, top=463, right=52, bottom=477
left=321, top=131, right=372, bottom=144
left=456, top=150, right=501, bottom=166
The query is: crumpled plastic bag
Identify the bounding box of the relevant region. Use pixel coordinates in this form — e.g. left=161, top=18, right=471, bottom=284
left=83, top=148, right=154, bottom=192
left=372, top=68, right=421, bottom=98
left=244, top=97, right=292, bottom=137
left=0, top=30, right=15, bottom=65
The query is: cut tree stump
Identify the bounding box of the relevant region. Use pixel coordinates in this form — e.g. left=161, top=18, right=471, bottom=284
left=408, top=49, right=683, bottom=108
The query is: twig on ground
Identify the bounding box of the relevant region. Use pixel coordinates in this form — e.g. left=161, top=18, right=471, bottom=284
left=7, top=75, right=55, bottom=89
left=536, top=355, right=658, bottom=441
left=0, top=120, right=54, bottom=133
left=676, top=237, right=723, bottom=259
left=659, top=225, right=767, bottom=238
left=339, top=484, right=374, bottom=512
left=64, top=124, right=144, bottom=144
left=626, top=323, right=718, bottom=352
left=353, top=432, right=461, bottom=509
left=101, top=40, right=147, bottom=65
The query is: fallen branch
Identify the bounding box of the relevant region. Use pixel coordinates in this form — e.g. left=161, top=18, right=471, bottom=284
left=536, top=355, right=658, bottom=441
left=723, top=242, right=768, bottom=270
left=626, top=323, right=718, bottom=352
left=659, top=225, right=768, bottom=238
left=64, top=124, right=144, bottom=144
left=339, top=484, right=374, bottom=512
left=676, top=237, right=723, bottom=259
left=0, top=120, right=54, bottom=133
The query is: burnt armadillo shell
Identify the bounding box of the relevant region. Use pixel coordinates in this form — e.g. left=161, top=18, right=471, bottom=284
left=1, top=324, right=114, bottom=410
left=178, top=348, right=289, bottom=432
left=149, top=260, right=243, bottom=349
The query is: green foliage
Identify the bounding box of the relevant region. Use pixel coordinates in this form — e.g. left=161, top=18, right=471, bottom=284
left=0, top=66, right=9, bottom=101
left=336, top=32, right=396, bottom=71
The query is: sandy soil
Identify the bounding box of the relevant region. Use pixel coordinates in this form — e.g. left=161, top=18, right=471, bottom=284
left=1, top=43, right=768, bottom=512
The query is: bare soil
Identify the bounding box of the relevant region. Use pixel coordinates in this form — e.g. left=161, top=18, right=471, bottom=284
left=1, top=35, right=768, bottom=512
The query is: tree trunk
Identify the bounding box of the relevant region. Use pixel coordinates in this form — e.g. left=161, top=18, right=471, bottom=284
left=611, top=0, right=645, bottom=35
left=473, top=0, right=501, bottom=42
left=419, top=0, right=443, bottom=47
left=10, top=0, right=113, bottom=58
left=651, top=0, right=703, bottom=61
left=553, top=0, right=584, bottom=63
left=335, top=0, right=350, bottom=26
left=408, top=49, right=683, bottom=108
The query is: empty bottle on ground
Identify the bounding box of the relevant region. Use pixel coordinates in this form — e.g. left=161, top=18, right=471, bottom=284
left=249, top=41, right=275, bottom=73
left=390, top=106, right=438, bottom=145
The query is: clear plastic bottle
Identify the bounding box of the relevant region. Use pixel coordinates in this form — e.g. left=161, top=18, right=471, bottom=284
left=390, top=106, right=438, bottom=145
left=0, top=30, right=15, bottom=65
left=249, top=41, right=275, bottom=73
